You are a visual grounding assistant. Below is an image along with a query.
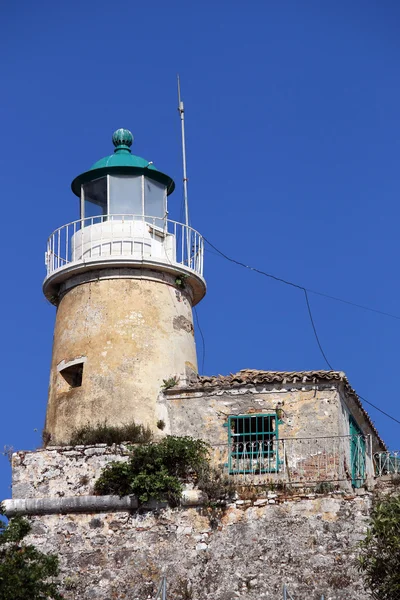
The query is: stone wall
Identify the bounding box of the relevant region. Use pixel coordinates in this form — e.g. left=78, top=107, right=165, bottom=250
left=12, top=445, right=130, bottom=499
left=24, top=493, right=372, bottom=600
left=9, top=446, right=376, bottom=599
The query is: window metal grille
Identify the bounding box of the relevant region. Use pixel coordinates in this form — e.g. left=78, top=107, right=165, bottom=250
left=228, top=414, right=279, bottom=474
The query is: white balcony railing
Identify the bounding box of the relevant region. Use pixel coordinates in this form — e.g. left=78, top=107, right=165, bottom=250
left=210, top=435, right=372, bottom=486
left=45, top=214, right=204, bottom=279
left=374, top=451, right=400, bottom=476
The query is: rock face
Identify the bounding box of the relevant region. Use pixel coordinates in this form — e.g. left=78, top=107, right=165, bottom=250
left=24, top=494, right=371, bottom=600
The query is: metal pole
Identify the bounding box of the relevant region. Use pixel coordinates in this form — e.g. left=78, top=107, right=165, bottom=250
left=155, top=577, right=163, bottom=600
left=162, top=575, right=167, bottom=600
left=177, top=75, right=190, bottom=263
left=283, top=584, right=287, bottom=600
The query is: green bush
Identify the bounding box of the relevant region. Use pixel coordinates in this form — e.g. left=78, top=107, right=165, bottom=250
left=0, top=512, right=62, bottom=600
left=359, top=493, right=400, bottom=599
left=94, top=436, right=210, bottom=505
left=67, top=420, right=153, bottom=446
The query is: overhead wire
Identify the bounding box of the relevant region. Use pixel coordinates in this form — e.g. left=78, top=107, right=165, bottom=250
left=202, top=235, right=400, bottom=426
left=358, top=395, right=400, bottom=426
left=204, top=243, right=400, bottom=321
left=303, top=289, right=334, bottom=370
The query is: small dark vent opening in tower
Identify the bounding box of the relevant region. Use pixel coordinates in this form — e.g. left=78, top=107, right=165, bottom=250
left=60, top=363, right=84, bottom=388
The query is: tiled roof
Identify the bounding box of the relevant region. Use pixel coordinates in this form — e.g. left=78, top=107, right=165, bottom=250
left=191, top=369, right=347, bottom=388
left=184, top=369, right=387, bottom=450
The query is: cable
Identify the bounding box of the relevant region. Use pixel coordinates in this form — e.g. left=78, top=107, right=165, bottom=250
left=303, top=289, right=334, bottom=370
left=358, top=395, right=400, bottom=426
left=204, top=239, right=400, bottom=322
left=203, top=235, right=400, bottom=426
left=205, top=235, right=335, bottom=367
left=204, top=236, right=304, bottom=291
left=194, top=306, right=206, bottom=375
left=305, top=289, right=400, bottom=322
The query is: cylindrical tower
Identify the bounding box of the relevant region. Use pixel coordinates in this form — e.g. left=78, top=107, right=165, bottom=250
left=43, top=129, right=206, bottom=444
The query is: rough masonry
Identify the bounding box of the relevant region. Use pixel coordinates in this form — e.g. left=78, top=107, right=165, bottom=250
left=7, top=444, right=386, bottom=599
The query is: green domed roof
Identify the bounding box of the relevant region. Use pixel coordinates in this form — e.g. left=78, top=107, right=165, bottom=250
left=71, top=128, right=175, bottom=196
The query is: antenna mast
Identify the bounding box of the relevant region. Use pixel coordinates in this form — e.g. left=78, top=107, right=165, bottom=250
left=177, top=75, right=189, bottom=229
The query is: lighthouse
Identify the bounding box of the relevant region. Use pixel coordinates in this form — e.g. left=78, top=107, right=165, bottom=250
left=4, top=131, right=391, bottom=600
left=43, top=128, right=206, bottom=444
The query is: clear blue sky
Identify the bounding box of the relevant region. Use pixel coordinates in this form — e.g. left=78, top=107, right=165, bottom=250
left=1, top=0, right=399, bottom=502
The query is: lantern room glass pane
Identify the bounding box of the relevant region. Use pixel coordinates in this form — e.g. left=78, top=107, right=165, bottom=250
left=109, top=175, right=143, bottom=217
left=144, top=177, right=166, bottom=228
left=83, top=177, right=107, bottom=220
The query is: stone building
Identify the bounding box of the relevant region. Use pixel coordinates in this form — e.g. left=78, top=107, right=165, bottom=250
left=4, top=128, right=396, bottom=599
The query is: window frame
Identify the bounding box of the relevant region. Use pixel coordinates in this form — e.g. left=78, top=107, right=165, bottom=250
left=227, top=413, right=279, bottom=474
left=81, top=176, right=108, bottom=221
left=58, top=357, right=86, bottom=389
left=80, top=174, right=168, bottom=222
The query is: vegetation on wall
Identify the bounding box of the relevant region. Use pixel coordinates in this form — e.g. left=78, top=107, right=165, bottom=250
left=359, top=492, right=400, bottom=599
left=174, top=274, right=188, bottom=289
left=94, top=436, right=211, bottom=505
left=161, top=376, right=179, bottom=390
left=197, top=465, right=236, bottom=504
left=44, top=420, right=153, bottom=447
left=0, top=510, right=62, bottom=600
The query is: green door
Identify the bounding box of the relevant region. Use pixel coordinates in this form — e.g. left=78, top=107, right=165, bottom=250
left=349, top=416, right=366, bottom=488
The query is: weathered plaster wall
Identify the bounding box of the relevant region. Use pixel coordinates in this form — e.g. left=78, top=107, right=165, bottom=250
left=46, top=270, right=198, bottom=444
left=162, top=384, right=343, bottom=445
left=24, top=493, right=372, bottom=600
left=160, top=383, right=383, bottom=485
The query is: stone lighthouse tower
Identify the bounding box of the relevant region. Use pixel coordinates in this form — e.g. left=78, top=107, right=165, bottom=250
left=43, top=129, right=206, bottom=444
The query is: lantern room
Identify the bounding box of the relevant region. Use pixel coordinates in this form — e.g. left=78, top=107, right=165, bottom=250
left=43, top=128, right=206, bottom=306
left=71, top=128, right=175, bottom=227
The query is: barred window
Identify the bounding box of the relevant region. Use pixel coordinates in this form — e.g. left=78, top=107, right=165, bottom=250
left=228, top=414, right=279, bottom=474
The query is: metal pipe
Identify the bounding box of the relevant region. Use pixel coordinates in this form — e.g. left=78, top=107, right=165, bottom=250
left=155, top=578, right=163, bottom=600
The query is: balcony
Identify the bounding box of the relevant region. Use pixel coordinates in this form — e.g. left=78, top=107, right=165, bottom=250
left=374, top=451, right=400, bottom=476
left=210, top=435, right=374, bottom=488
left=43, top=214, right=205, bottom=303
